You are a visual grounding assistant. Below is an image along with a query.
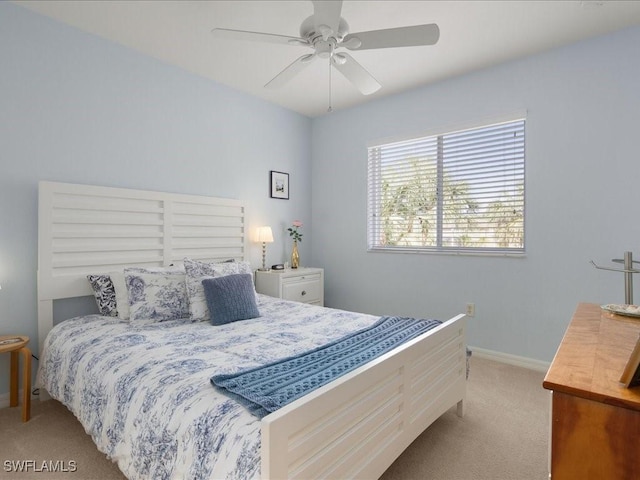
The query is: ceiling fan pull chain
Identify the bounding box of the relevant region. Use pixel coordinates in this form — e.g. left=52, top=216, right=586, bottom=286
left=328, top=59, right=333, bottom=113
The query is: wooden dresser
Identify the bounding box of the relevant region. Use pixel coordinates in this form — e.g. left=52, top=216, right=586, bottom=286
left=543, top=303, right=640, bottom=479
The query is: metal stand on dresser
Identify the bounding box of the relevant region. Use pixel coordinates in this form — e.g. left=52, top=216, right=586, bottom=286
left=591, top=250, right=639, bottom=304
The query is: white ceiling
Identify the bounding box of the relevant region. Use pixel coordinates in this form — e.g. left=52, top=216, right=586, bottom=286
left=14, top=1, right=640, bottom=118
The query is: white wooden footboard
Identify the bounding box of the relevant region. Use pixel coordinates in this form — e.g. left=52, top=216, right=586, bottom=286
left=261, top=313, right=466, bottom=479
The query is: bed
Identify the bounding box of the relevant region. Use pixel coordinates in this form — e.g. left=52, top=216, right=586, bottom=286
left=36, top=180, right=467, bottom=479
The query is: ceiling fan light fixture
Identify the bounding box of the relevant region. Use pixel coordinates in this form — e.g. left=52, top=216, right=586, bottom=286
left=315, top=39, right=334, bottom=58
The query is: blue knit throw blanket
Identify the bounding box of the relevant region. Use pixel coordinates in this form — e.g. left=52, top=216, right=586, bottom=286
left=210, top=316, right=442, bottom=418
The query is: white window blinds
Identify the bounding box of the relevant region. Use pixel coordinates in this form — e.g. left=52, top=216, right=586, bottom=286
left=368, top=118, right=525, bottom=254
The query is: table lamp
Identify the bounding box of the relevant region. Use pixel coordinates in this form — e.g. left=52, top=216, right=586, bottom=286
left=255, top=226, right=274, bottom=271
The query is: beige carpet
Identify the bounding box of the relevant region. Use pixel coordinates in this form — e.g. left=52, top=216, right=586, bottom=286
left=0, top=356, right=549, bottom=480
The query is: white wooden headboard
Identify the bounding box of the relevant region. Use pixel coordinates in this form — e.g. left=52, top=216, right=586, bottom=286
left=37, top=181, right=245, bottom=353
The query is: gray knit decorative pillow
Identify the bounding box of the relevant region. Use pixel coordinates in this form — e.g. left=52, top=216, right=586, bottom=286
left=202, top=274, right=260, bottom=326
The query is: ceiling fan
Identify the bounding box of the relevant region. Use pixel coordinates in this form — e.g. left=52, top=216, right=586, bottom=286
left=211, top=0, right=439, bottom=97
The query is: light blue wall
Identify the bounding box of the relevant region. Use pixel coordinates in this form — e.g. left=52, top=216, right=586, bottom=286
left=310, top=26, right=640, bottom=363
left=0, top=3, right=311, bottom=396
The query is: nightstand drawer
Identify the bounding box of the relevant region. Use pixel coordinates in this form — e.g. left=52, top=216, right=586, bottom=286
left=282, top=276, right=321, bottom=303
left=255, top=268, right=324, bottom=306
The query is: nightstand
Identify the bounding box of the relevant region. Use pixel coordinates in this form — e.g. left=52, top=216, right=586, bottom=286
left=255, top=267, right=324, bottom=306
left=0, top=335, right=31, bottom=422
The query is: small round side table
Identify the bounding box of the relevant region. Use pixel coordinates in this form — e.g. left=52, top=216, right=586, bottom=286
left=0, top=335, right=31, bottom=422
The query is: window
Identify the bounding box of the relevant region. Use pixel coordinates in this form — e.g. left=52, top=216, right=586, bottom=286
left=368, top=118, right=525, bottom=254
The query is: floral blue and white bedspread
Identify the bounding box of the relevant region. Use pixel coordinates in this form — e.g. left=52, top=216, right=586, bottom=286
left=37, top=295, right=379, bottom=480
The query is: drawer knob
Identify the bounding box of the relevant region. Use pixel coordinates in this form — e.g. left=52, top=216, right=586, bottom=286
left=301, top=290, right=307, bottom=296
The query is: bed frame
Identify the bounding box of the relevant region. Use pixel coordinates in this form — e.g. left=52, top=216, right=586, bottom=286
left=37, top=180, right=467, bottom=480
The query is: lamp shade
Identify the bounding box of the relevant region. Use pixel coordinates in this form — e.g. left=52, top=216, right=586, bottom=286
left=255, top=226, right=274, bottom=243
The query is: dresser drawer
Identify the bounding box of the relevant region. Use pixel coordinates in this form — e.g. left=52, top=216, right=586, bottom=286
left=282, top=274, right=321, bottom=304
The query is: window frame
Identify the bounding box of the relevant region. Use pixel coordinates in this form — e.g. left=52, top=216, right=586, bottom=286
left=367, top=115, right=526, bottom=257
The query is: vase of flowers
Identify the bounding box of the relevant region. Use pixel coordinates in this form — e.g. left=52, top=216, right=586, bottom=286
left=287, top=220, right=303, bottom=269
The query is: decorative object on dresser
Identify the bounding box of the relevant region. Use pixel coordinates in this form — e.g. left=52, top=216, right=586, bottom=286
left=590, top=250, right=640, bottom=304
left=255, top=267, right=324, bottom=306
left=287, top=220, right=303, bottom=269
left=620, top=332, right=640, bottom=387
left=269, top=170, right=289, bottom=199
left=255, top=226, right=274, bottom=271
left=0, top=335, right=31, bottom=422
left=543, top=303, right=640, bottom=479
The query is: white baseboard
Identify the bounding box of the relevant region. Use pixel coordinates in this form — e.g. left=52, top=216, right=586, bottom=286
left=469, top=346, right=550, bottom=373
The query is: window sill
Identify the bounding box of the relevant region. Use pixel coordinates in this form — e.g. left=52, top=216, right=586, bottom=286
left=367, top=247, right=526, bottom=258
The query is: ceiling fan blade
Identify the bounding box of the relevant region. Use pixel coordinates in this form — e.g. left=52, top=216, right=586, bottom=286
left=212, top=28, right=308, bottom=47
left=342, top=24, right=440, bottom=50
left=312, top=0, right=343, bottom=37
left=265, top=54, right=317, bottom=89
left=331, top=53, right=381, bottom=95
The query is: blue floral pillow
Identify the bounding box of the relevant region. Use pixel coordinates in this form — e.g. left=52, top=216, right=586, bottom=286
left=125, top=271, right=189, bottom=323
left=202, top=274, right=260, bottom=326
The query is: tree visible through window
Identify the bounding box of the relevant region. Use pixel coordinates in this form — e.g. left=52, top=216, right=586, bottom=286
left=368, top=119, right=525, bottom=254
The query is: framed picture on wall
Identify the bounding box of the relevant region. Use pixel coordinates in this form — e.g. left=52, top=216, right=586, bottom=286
left=270, top=170, right=289, bottom=200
